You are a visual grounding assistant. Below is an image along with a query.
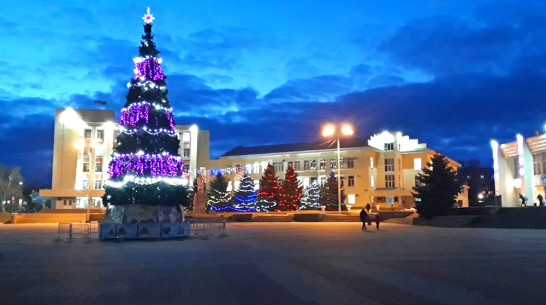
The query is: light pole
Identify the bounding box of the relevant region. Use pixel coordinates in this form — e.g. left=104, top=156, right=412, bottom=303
left=322, top=123, right=354, bottom=213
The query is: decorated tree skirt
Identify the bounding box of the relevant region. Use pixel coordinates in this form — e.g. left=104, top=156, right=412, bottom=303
left=104, top=204, right=182, bottom=224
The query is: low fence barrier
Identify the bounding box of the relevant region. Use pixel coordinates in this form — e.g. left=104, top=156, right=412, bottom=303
left=98, top=219, right=226, bottom=240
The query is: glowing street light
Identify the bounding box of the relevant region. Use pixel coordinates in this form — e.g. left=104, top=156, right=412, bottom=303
left=321, top=123, right=355, bottom=213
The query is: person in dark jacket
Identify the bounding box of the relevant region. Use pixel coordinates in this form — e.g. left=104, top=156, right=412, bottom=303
left=374, top=213, right=382, bottom=230
left=359, top=209, right=368, bottom=231
left=537, top=194, right=544, bottom=207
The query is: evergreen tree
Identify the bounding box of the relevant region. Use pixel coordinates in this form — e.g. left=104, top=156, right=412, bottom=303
left=278, top=165, right=302, bottom=211
left=208, top=172, right=232, bottom=212
left=320, top=172, right=346, bottom=211
left=256, top=164, right=279, bottom=212
left=299, top=182, right=321, bottom=210
left=233, top=174, right=257, bottom=212
left=103, top=9, right=190, bottom=213
left=413, top=153, right=462, bottom=219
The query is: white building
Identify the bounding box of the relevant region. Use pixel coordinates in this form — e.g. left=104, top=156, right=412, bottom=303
left=491, top=130, right=546, bottom=206
left=40, top=108, right=210, bottom=209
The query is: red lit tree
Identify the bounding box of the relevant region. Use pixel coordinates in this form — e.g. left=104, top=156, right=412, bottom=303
left=278, top=165, right=302, bottom=211
left=256, top=164, right=279, bottom=212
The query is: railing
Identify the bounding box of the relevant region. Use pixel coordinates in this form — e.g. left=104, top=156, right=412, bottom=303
left=187, top=219, right=226, bottom=238
left=57, top=222, right=96, bottom=242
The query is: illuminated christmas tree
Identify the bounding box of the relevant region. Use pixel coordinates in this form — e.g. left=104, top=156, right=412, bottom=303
left=208, top=172, right=232, bottom=212
left=320, top=172, right=346, bottom=211
left=299, top=182, right=321, bottom=210
left=256, top=164, right=279, bottom=212
left=277, top=165, right=302, bottom=211
left=103, top=8, right=189, bottom=222
left=233, top=174, right=257, bottom=212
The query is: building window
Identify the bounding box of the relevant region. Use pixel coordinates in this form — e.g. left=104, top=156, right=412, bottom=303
left=84, top=129, right=92, bottom=140
left=385, top=175, right=395, bottom=188
left=385, top=158, right=395, bottom=172
left=310, top=160, right=317, bottom=170
left=294, top=161, right=300, bottom=171
left=415, top=176, right=422, bottom=187
left=386, top=196, right=395, bottom=205
left=533, top=153, right=545, bottom=175
left=370, top=157, right=374, bottom=169
left=319, top=159, right=327, bottom=170
left=319, top=176, right=327, bottom=187
left=96, top=129, right=104, bottom=142
left=371, top=175, right=375, bottom=187
left=304, top=160, right=310, bottom=170
left=414, top=158, right=422, bottom=171
left=330, top=158, right=337, bottom=169
left=94, top=180, right=102, bottom=189
left=82, top=180, right=90, bottom=190
left=95, top=158, right=103, bottom=172
left=83, top=162, right=90, bottom=172
left=182, top=132, right=191, bottom=142
left=183, top=148, right=190, bottom=158
left=385, top=143, right=394, bottom=151
left=348, top=176, right=355, bottom=187
left=183, top=164, right=190, bottom=173
left=340, top=158, right=345, bottom=168
left=273, top=162, right=283, bottom=173
left=347, top=158, right=354, bottom=168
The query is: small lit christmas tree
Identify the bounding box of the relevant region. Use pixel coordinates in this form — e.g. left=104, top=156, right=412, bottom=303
left=208, top=172, right=232, bottom=212
left=256, top=164, right=279, bottom=212
left=320, top=172, right=346, bottom=211
left=233, top=174, right=257, bottom=212
left=299, top=182, right=321, bottom=210
left=278, top=165, right=302, bottom=211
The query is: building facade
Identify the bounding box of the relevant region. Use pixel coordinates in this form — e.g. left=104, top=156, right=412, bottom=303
left=40, top=108, right=210, bottom=209
left=215, top=131, right=466, bottom=209
left=491, top=131, right=546, bottom=207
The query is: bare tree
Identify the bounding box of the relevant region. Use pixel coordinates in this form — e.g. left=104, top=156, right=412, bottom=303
left=0, top=164, right=23, bottom=212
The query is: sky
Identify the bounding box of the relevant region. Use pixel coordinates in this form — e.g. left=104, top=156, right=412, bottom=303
left=2, top=0, right=546, bottom=187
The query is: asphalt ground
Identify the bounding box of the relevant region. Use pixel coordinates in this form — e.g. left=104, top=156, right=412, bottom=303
left=0, top=223, right=544, bottom=305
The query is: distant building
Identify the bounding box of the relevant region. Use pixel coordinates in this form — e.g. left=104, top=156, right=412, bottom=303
left=491, top=130, right=546, bottom=206
left=214, top=131, right=467, bottom=209
left=40, top=108, right=210, bottom=209
left=458, top=160, right=495, bottom=206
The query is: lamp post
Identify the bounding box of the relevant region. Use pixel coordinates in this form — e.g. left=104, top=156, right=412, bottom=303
left=75, top=138, right=100, bottom=222
left=322, top=123, right=354, bottom=213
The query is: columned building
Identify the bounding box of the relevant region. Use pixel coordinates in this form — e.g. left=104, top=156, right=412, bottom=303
left=491, top=130, right=546, bottom=207
left=216, top=131, right=466, bottom=209
left=40, top=108, right=210, bottom=209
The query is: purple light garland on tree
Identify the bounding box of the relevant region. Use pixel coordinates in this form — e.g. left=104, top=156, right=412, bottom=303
left=108, top=154, right=184, bottom=178
left=120, top=103, right=150, bottom=127
left=134, top=57, right=165, bottom=81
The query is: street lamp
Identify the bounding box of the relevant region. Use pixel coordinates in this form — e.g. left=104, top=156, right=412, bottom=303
left=322, top=123, right=354, bottom=213
left=75, top=139, right=102, bottom=222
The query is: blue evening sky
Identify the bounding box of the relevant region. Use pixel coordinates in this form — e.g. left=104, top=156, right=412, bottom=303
left=1, top=0, right=546, bottom=186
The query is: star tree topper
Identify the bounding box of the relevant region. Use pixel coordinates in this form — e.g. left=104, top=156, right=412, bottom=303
left=142, top=7, right=155, bottom=24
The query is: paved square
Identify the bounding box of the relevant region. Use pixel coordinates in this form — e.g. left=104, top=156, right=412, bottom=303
left=0, top=223, right=544, bottom=305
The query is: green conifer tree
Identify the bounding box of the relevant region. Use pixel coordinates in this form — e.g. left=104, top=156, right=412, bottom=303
left=413, top=153, right=462, bottom=219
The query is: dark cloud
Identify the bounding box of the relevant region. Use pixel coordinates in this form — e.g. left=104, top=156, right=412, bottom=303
left=264, top=75, right=352, bottom=102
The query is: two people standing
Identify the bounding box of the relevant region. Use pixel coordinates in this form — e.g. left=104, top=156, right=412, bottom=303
left=360, top=208, right=381, bottom=231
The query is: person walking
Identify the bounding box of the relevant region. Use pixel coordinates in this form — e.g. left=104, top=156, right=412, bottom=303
left=520, top=193, right=527, bottom=207
left=359, top=208, right=368, bottom=231
left=374, top=213, right=382, bottom=230
left=537, top=194, right=544, bottom=207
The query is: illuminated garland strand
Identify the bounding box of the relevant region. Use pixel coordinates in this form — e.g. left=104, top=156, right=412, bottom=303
left=133, top=57, right=165, bottom=81
left=108, top=153, right=184, bottom=178
left=120, top=101, right=175, bottom=129
left=105, top=175, right=187, bottom=188
left=119, top=125, right=178, bottom=136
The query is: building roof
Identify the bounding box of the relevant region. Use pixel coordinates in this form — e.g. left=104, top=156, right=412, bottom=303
left=221, top=138, right=370, bottom=157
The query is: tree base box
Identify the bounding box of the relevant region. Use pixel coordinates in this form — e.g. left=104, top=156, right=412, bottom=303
left=117, top=224, right=138, bottom=239
left=181, top=222, right=190, bottom=237
left=161, top=223, right=182, bottom=239
left=100, top=223, right=117, bottom=240
left=138, top=223, right=161, bottom=239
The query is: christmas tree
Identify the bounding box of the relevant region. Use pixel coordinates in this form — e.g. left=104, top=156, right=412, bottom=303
left=277, top=165, right=302, bottom=211
left=208, top=172, right=232, bottom=212
left=256, top=164, right=279, bottom=212
left=413, top=154, right=461, bottom=219
left=103, top=8, right=189, bottom=222
left=320, top=172, right=346, bottom=211
left=233, top=174, right=257, bottom=212
left=299, top=182, right=321, bottom=210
